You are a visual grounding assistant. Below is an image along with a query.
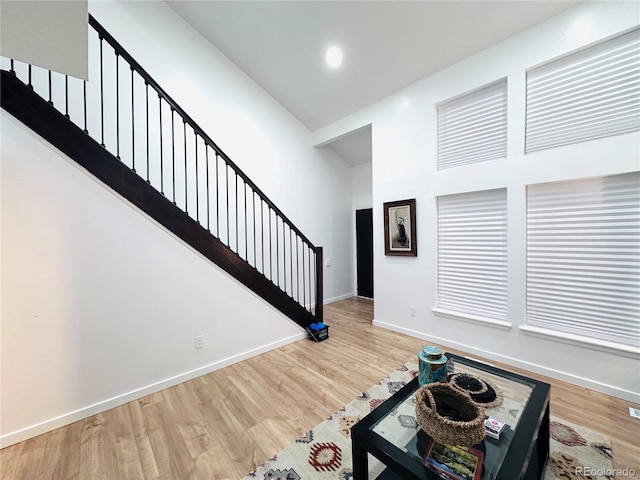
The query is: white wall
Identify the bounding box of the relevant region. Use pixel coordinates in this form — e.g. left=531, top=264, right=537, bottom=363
left=1, top=0, right=354, bottom=446
left=0, top=1, right=88, bottom=79
left=319, top=1, right=640, bottom=402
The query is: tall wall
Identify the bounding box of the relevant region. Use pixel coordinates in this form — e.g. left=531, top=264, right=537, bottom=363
left=0, top=0, right=353, bottom=447
left=315, top=1, right=640, bottom=402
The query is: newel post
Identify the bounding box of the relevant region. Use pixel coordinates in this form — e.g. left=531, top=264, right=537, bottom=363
left=315, top=246, right=323, bottom=321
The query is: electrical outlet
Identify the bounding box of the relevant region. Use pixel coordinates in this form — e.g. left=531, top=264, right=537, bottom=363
left=630, top=407, right=640, bottom=419
left=195, top=335, right=204, bottom=349
left=409, top=306, right=416, bottom=316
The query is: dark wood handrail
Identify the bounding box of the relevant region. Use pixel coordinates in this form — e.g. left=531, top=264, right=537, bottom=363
left=88, top=14, right=318, bottom=251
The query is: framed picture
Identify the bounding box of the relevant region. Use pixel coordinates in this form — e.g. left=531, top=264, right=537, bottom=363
left=383, top=198, right=417, bottom=256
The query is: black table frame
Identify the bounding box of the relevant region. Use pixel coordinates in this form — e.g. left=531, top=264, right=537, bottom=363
left=351, top=353, right=550, bottom=480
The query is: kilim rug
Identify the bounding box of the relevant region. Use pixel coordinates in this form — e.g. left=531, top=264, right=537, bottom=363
left=242, top=361, right=615, bottom=480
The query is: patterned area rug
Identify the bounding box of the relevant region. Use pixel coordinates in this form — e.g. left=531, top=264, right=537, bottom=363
left=242, top=361, right=615, bottom=480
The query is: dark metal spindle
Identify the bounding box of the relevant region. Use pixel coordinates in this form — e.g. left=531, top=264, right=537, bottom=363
left=244, top=182, right=248, bottom=261
left=235, top=173, right=239, bottom=253
left=10, top=59, right=15, bottom=75
left=131, top=67, right=135, bottom=172
left=28, top=65, right=32, bottom=89
left=290, top=228, right=293, bottom=297
left=282, top=221, right=286, bottom=291
left=269, top=208, right=273, bottom=279
left=171, top=108, right=176, bottom=203
left=215, top=154, right=220, bottom=236
left=276, top=217, right=280, bottom=286
left=116, top=54, right=120, bottom=159
left=296, top=235, right=300, bottom=302
left=64, top=75, right=69, bottom=119
left=261, top=201, right=265, bottom=274
left=83, top=80, right=88, bottom=133
left=302, top=245, right=306, bottom=308
left=159, top=96, right=163, bottom=193
left=145, top=82, right=150, bottom=183
left=253, top=192, right=257, bottom=266
left=309, top=247, right=313, bottom=313
left=195, top=133, right=199, bottom=222
left=48, top=70, right=52, bottom=105
left=183, top=121, right=188, bottom=214
left=205, top=147, right=210, bottom=230
left=99, top=37, right=105, bottom=147
left=226, top=164, right=230, bottom=246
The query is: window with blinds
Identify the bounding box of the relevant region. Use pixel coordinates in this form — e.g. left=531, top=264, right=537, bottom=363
left=526, top=27, right=640, bottom=153
left=437, top=188, right=508, bottom=321
left=526, top=172, right=640, bottom=347
left=437, top=79, right=508, bottom=170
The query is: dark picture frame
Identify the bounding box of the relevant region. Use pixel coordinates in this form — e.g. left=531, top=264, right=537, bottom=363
left=383, top=198, right=417, bottom=256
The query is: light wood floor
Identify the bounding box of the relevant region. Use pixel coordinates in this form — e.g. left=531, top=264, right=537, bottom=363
left=2, top=297, right=639, bottom=479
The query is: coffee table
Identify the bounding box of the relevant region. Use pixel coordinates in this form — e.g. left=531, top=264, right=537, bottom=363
left=351, top=353, right=550, bottom=480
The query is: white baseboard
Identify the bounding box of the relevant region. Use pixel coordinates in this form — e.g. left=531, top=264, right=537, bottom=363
left=324, top=292, right=354, bottom=305
left=0, top=332, right=306, bottom=448
left=372, top=319, right=640, bottom=404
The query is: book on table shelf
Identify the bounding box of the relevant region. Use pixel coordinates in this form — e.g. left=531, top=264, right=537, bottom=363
left=422, top=439, right=484, bottom=480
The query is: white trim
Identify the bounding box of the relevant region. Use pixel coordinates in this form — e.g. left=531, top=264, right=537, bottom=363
left=324, top=292, right=355, bottom=305
left=432, top=307, right=513, bottom=329
left=372, top=319, right=640, bottom=403
left=0, top=332, right=306, bottom=448
left=519, top=325, right=640, bottom=359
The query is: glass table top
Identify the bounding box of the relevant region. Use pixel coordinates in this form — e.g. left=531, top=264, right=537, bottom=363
left=370, top=358, right=535, bottom=480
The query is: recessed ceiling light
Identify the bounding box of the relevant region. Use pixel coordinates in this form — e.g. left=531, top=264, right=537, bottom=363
left=325, top=46, right=343, bottom=68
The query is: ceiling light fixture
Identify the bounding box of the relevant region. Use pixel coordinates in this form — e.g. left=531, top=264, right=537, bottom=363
left=325, top=46, right=343, bottom=68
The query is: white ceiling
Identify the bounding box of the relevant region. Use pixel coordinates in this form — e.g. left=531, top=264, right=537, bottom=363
left=166, top=0, right=579, bottom=134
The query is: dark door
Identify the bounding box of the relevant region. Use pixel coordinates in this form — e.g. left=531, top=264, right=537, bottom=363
left=356, top=208, right=374, bottom=298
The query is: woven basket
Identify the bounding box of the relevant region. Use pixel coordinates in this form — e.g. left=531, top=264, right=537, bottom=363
left=450, top=373, right=504, bottom=410
left=415, top=383, right=485, bottom=446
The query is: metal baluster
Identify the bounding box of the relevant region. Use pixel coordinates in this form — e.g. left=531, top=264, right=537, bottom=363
left=9, top=59, right=15, bottom=75
left=309, top=246, right=313, bottom=313
left=99, top=37, right=104, bottom=147
left=159, top=96, right=163, bottom=193
left=83, top=80, right=88, bottom=133
left=183, top=120, right=188, bottom=214
left=195, top=133, right=199, bottom=223
left=226, top=163, right=230, bottom=246
left=145, top=82, right=150, bottom=183
left=131, top=67, right=135, bottom=172
left=296, top=235, right=300, bottom=302
left=215, top=154, right=220, bottom=236
left=261, top=201, right=265, bottom=274
left=269, top=208, right=273, bottom=279
left=235, top=173, right=239, bottom=253
left=302, top=244, right=306, bottom=309
left=28, top=64, right=32, bottom=89
left=64, top=75, right=69, bottom=119
left=276, top=216, right=279, bottom=286
left=48, top=70, right=52, bottom=105
left=116, top=54, right=120, bottom=159
left=171, top=108, right=176, bottom=203
left=290, top=228, right=293, bottom=297
left=244, top=182, right=248, bottom=261
left=282, top=220, right=286, bottom=292
left=253, top=191, right=257, bottom=267
left=205, top=146, right=210, bottom=230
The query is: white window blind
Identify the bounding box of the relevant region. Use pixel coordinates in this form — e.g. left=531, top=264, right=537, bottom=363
left=526, top=172, right=640, bottom=347
left=437, top=188, right=508, bottom=321
left=437, top=79, right=507, bottom=170
left=526, top=27, right=640, bottom=153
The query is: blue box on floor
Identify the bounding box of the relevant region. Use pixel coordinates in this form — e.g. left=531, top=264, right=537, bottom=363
left=307, top=325, right=329, bottom=342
